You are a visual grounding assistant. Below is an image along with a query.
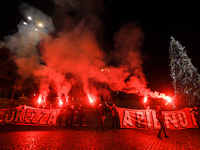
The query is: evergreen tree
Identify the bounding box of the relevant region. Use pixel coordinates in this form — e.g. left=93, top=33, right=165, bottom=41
left=169, top=37, right=200, bottom=107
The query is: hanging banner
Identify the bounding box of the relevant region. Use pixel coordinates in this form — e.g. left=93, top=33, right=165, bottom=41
left=116, top=107, right=198, bottom=129
left=0, top=106, right=61, bottom=126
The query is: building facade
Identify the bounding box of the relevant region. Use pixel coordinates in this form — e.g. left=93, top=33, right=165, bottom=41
left=0, top=47, right=17, bottom=98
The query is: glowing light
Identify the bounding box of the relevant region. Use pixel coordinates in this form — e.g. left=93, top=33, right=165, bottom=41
left=101, top=68, right=110, bottom=72
left=59, top=100, right=63, bottom=106
left=27, top=16, right=32, bottom=21
left=87, top=93, right=95, bottom=105
left=23, top=22, right=27, bottom=25
left=33, top=94, right=36, bottom=96
left=88, top=95, right=93, bottom=103
left=37, top=93, right=47, bottom=107
left=66, top=96, right=69, bottom=103
left=38, top=22, right=44, bottom=28
left=35, top=28, right=38, bottom=31
left=144, top=96, right=148, bottom=103
left=38, top=95, right=42, bottom=104
left=164, top=96, right=172, bottom=103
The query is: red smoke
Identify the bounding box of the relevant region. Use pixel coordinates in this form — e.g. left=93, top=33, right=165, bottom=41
left=33, top=23, right=170, bottom=106
left=3, top=3, right=172, bottom=107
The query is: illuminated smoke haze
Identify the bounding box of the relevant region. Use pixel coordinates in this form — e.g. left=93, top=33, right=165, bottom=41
left=1, top=1, right=169, bottom=105
left=2, top=3, right=54, bottom=79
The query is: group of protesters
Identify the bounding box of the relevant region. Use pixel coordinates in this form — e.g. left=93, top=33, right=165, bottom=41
left=58, top=104, right=85, bottom=128
left=96, top=102, right=119, bottom=130
left=57, top=101, right=119, bottom=130
left=5, top=98, right=200, bottom=141
left=56, top=100, right=200, bottom=141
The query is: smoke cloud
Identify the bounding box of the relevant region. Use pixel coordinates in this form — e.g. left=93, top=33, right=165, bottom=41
left=2, top=1, right=168, bottom=106
left=2, top=3, right=54, bottom=79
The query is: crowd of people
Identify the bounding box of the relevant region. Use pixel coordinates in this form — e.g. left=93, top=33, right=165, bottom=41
left=5, top=98, right=200, bottom=140
left=96, top=102, right=119, bottom=130
left=57, top=101, right=120, bottom=130
left=58, top=104, right=85, bottom=128
left=57, top=102, right=200, bottom=134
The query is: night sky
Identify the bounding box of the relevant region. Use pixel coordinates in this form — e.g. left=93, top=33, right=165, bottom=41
left=1, top=0, right=200, bottom=96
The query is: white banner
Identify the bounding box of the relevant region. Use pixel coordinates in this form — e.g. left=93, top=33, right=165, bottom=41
left=0, top=106, right=61, bottom=126
left=117, top=107, right=198, bottom=129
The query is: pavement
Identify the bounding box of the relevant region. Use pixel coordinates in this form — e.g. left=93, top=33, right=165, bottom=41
left=0, top=125, right=200, bottom=150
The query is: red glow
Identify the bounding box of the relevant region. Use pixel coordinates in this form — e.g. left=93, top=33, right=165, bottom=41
left=143, top=96, right=148, bottom=103
left=66, top=96, right=69, bottom=103
left=87, top=93, right=95, bottom=105
left=37, top=94, right=47, bottom=107
left=13, top=13, right=176, bottom=109
left=59, top=99, right=63, bottom=106
left=164, top=96, right=172, bottom=103
left=38, top=95, right=42, bottom=104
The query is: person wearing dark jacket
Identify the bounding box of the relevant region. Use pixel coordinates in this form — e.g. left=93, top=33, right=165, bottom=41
left=8, top=100, right=14, bottom=108
left=105, top=102, right=119, bottom=128
left=58, top=107, right=64, bottom=126
left=65, top=105, right=70, bottom=127
left=156, top=105, right=169, bottom=139
left=96, top=103, right=105, bottom=130
left=69, top=105, right=75, bottom=128
left=77, top=105, right=85, bottom=127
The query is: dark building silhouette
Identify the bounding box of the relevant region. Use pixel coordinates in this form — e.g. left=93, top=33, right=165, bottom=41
left=0, top=47, right=17, bottom=98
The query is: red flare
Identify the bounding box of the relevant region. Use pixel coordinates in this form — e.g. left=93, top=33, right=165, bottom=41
left=38, top=95, right=42, bottom=104
left=164, top=96, right=172, bottom=103
left=87, top=93, right=95, bottom=105
left=59, top=99, right=63, bottom=106
left=144, top=96, right=148, bottom=103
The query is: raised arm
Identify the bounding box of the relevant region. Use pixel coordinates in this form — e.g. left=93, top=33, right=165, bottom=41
left=105, top=101, right=112, bottom=109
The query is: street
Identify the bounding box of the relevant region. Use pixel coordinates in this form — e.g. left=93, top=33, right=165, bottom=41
left=0, top=125, right=199, bottom=149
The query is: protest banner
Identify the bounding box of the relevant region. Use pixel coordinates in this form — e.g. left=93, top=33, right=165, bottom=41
left=117, top=107, right=198, bottom=129
left=0, top=106, right=60, bottom=126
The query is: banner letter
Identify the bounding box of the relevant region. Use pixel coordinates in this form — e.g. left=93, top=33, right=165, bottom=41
left=122, top=110, right=133, bottom=127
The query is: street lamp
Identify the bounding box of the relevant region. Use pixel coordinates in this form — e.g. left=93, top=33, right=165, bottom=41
left=27, top=16, right=32, bottom=21
left=37, top=23, right=44, bottom=28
